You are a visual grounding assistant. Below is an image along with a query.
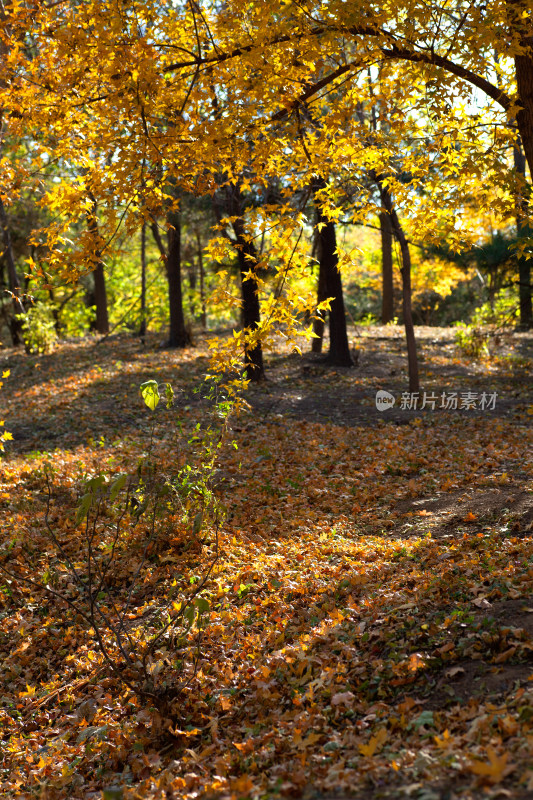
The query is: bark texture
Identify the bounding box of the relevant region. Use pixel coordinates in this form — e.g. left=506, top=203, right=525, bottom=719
left=166, top=211, right=191, bottom=348
left=380, top=211, right=394, bottom=324
left=312, top=178, right=353, bottom=367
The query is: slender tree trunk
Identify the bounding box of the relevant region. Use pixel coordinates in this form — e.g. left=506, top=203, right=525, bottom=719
left=186, top=253, right=197, bottom=320
left=151, top=221, right=166, bottom=260
left=380, top=211, right=395, bottom=324
left=380, top=190, right=419, bottom=393
left=93, top=263, right=109, bottom=334
left=231, top=214, right=265, bottom=381
left=196, top=231, right=207, bottom=330
left=312, top=178, right=353, bottom=367
left=86, top=200, right=109, bottom=335
left=166, top=211, right=191, bottom=348
left=0, top=196, right=24, bottom=344
left=139, top=221, right=147, bottom=338
left=513, top=142, right=532, bottom=329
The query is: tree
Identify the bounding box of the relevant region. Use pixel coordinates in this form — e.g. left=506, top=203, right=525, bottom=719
left=5, top=0, right=533, bottom=374
left=226, top=184, right=265, bottom=381
left=312, top=177, right=353, bottom=367
left=86, top=199, right=109, bottom=335
left=166, top=210, right=191, bottom=348
left=0, top=196, right=24, bottom=344
left=378, top=182, right=419, bottom=393
left=380, top=210, right=395, bottom=324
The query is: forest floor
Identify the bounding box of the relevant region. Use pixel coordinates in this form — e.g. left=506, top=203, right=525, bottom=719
left=0, top=324, right=532, bottom=800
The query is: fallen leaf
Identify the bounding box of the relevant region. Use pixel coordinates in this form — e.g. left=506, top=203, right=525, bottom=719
left=359, top=728, right=388, bottom=757
left=468, top=747, right=513, bottom=784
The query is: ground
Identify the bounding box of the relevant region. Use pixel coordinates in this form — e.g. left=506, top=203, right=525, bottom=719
left=0, top=324, right=532, bottom=800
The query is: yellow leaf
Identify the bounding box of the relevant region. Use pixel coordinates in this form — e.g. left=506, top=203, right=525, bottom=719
left=468, top=748, right=512, bottom=783
left=434, top=729, right=452, bottom=748
left=408, top=653, right=426, bottom=672
left=359, top=727, right=388, bottom=757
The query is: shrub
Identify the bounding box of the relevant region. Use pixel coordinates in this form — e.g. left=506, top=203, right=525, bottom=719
left=0, top=378, right=236, bottom=718
left=454, top=323, right=490, bottom=358
left=18, top=302, right=58, bottom=354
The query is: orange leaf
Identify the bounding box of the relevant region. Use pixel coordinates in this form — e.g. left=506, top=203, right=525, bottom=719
left=408, top=653, right=426, bottom=672
left=468, top=748, right=512, bottom=784
left=359, top=727, right=388, bottom=757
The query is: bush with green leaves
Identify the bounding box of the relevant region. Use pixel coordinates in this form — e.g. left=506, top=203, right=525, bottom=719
left=454, top=322, right=490, bottom=358
left=17, top=302, right=58, bottom=354
left=0, top=377, right=236, bottom=716
left=454, top=288, right=519, bottom=359
left=471, top=288, right=519, bottom=328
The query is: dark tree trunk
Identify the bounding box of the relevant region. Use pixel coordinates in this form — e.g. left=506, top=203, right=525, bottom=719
left=93, top=262, right=109, bottom=334
left=312, top=179, right=353, bottom=367
left=380, top=211, right=395, bottom=324
left=0, top=196, right=24, bottom=344
left=86, top=200, right=109, bottom=335
left=166, top=211, right=191, bottom=348
left=513, top=142, right=532, bottom=329
left=231, top=214, right=265, bottom=381
left=139, top=221, right=147, bottom=338
left=380, top=190, right=419, bottom=393
left=515, top=51, right=533, bottom=181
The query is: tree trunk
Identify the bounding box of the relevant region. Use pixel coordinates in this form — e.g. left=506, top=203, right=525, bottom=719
left=0, top=196, right=24, bottom=344
left=166, top=211, right=191, bottom=348
left=380, top=211, right=395, bottom=324
left=515, top=51, right=533, bottom=180
left=151, top=221, right=166, bottom=260
left=86, top=200, right=109, bottom=335
left=312, top=179, right=353, bottom=367
left=139, top=220, right=147, bottom=338
left=93, top=262, right=109, bottom=334
left=513, top=142, right=532, bottom=329
left=231, top=214, right=265, bottom=381
left=379, top=185, right=419, bottom=392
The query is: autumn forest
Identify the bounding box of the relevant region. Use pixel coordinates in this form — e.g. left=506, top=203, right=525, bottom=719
left=1, top=1, right=533, bottom=798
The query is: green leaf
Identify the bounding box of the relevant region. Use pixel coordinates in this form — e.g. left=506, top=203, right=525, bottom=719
left=164, top=382, right=174, bottom=408
left=192, top=511, right=203, bottom=537
left=109, top=473, right=127, bottom=503
left=410, top=710, right=435, bottom=731
left=140, top=380, right=160, bottom=410
left=184, top=604, right=195, bottom=626
left=86, top=474, right=106, bottom=492
left=195, top=597, right=210, bottom=615
left=103, top=788, right=123, bottom=800
left=76, top=493, right=93, bottom=524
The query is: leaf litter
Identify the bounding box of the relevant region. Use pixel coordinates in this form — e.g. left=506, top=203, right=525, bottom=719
left=0, top=326, right=532, bottom=799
